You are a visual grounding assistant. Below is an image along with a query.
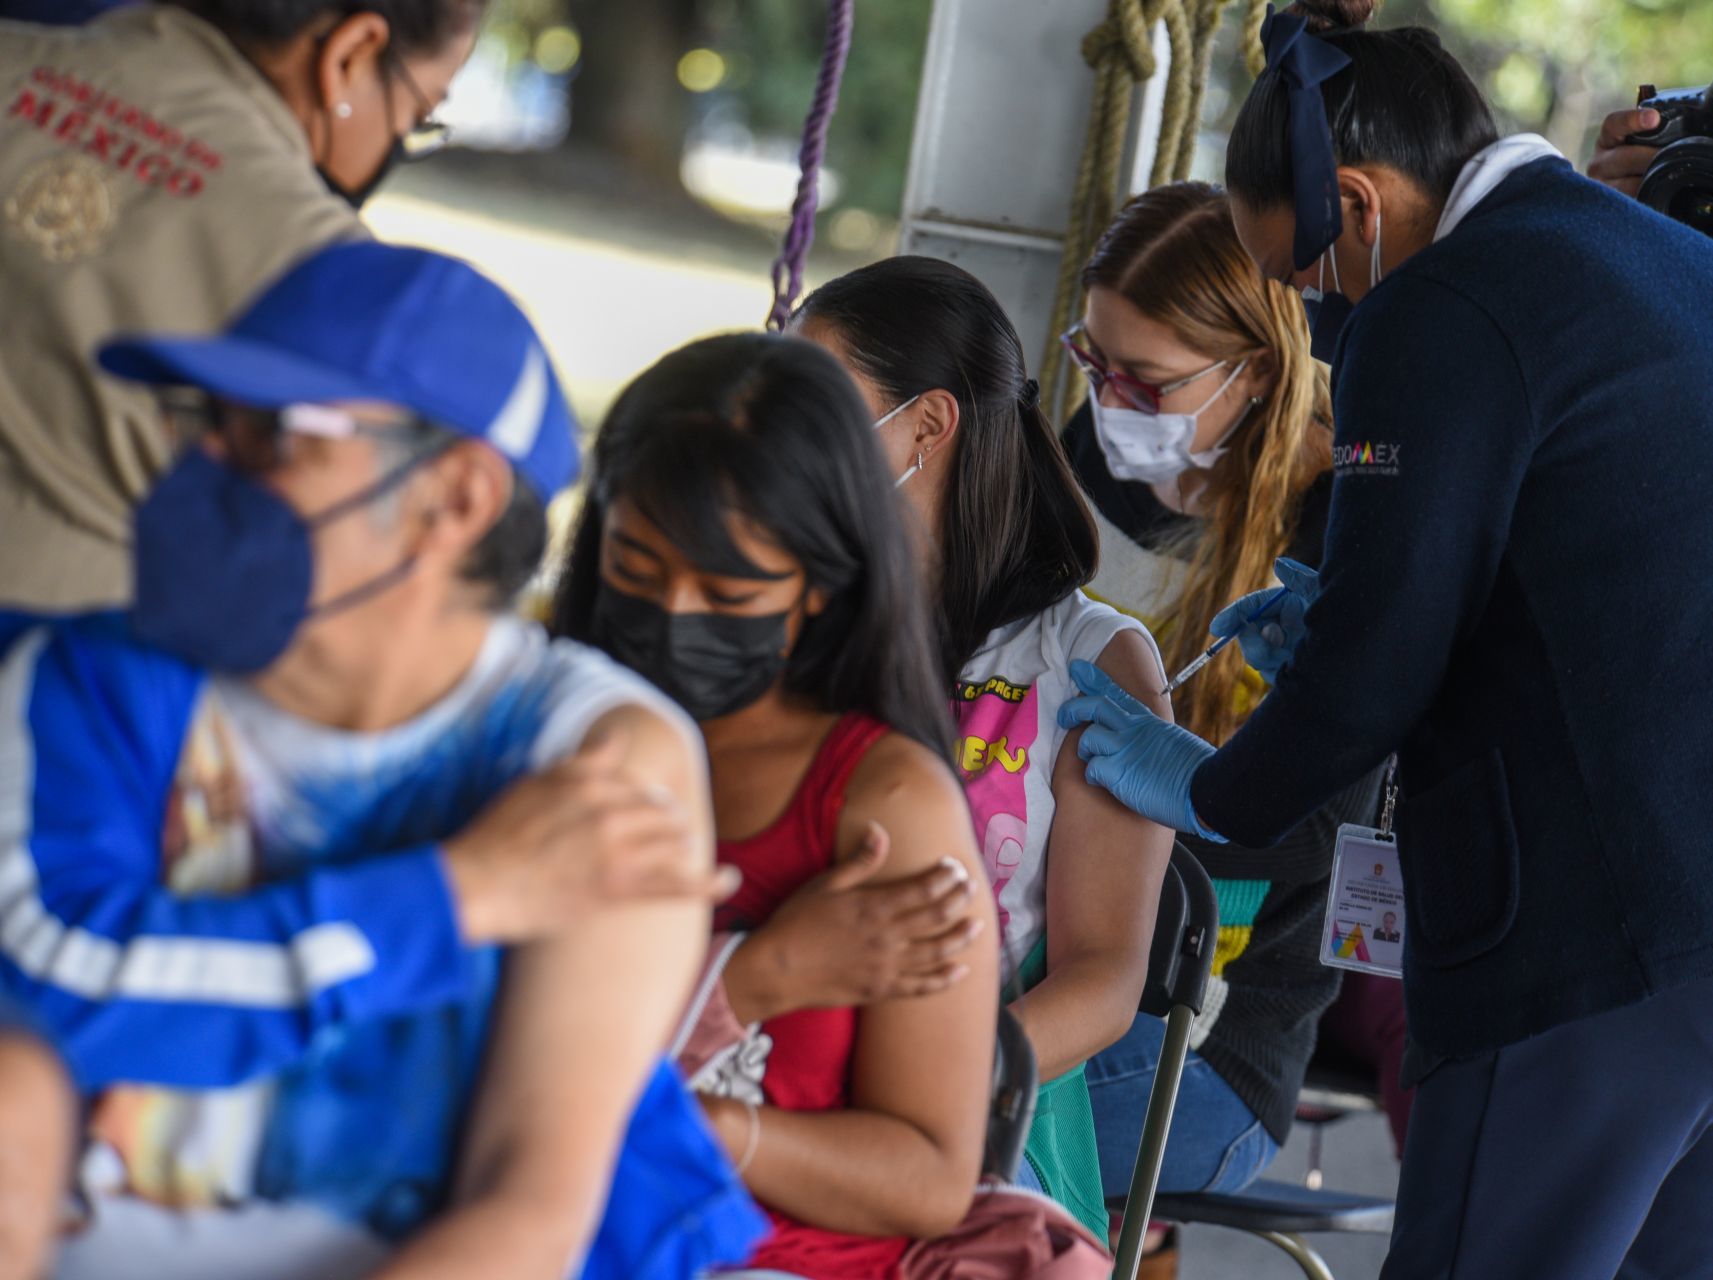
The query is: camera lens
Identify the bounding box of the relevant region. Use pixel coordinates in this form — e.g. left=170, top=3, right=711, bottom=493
left=1639, top=136, right=1713, bottom=238
left=1673, top=190, right=1713, bottom=236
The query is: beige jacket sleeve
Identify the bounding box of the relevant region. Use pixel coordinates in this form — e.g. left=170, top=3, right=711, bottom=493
left=0, top=7, right=366, bottom=611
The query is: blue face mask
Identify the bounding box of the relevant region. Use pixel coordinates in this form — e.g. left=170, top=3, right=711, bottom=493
left=1300, top=243, right=1351, bottom=364
left=1303, top=291, right=1353, bottom=365
left=131, top=449, right=426, bottom=673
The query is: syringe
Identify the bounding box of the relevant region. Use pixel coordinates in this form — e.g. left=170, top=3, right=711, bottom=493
left=1164, top=585, right=1291, bottom=695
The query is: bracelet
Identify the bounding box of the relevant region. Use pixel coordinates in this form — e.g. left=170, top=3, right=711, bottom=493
left=735, top=1099, right=761, bottom=1176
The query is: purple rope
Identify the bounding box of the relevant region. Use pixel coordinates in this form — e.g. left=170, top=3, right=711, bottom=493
left=765, top=0, right=854, bottom=331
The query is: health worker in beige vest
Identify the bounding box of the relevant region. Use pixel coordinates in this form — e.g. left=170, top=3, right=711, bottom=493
left=0, top=1, right=483, bottom=611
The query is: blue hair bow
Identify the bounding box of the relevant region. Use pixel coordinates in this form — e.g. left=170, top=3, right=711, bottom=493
left=1261, top=5, right=1353, bottom=270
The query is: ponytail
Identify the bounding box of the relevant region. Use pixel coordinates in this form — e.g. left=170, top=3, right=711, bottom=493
left=1226, top=0, right=1498, bottom=212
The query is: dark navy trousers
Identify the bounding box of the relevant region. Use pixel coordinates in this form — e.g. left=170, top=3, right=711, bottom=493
left=1384, top=974, right=1713, bottom=1279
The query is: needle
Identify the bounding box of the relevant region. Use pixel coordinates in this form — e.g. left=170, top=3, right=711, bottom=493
left=1164, top=585, right=1291, bottom=695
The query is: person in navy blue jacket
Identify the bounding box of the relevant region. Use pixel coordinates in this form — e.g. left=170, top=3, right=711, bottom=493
left=1061, top=0, right=1713, bottom=1274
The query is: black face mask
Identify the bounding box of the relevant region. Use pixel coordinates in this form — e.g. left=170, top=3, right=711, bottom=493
left=318, top=136, right=404, bottom=211
left=592, top=581, right=791, bottom=722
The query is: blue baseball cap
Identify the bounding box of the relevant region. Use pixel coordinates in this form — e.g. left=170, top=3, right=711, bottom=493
left=99, top=241, right=578, bottom=500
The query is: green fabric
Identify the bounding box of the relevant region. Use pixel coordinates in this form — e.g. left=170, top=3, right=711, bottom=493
left=1014, top=937, right=1110, bottom=1241
left=1210, top=877, right=1271, bottom=929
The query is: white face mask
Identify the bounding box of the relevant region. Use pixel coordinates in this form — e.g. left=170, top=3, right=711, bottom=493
left=1300, top=238, right=1343, bottom=305
left=1089, top=359, right=1253, bottom=486
left=873, top=394, right=922, bottom=488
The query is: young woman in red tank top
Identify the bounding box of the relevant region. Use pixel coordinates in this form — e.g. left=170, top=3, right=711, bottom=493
left=555, top=333, right=1001, bottom=1280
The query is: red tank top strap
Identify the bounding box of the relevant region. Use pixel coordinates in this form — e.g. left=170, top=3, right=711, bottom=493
left=800, top=712, right=890, bottom=845
left=716, top=712, right=896, bottom=928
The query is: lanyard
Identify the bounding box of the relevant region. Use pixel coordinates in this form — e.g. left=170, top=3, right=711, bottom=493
left=1377, top=753, right=1399, bottom=840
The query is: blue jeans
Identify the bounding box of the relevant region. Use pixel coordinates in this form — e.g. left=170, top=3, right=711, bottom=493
left=1085, top=1013, right=1278, bottom=1198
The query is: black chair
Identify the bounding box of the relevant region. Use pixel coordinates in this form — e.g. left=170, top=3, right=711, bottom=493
left=983, top=1004, right=1038, bottom=1184
left=1151, top=1180, right=1393, bottom=1280
left=1111, top=845, right=1395, bottom=1280
left=1110, top=842, right=1218, bottom=1279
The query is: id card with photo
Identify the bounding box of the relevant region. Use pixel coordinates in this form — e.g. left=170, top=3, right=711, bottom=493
left=1321, top=823, right=1405, bottom=979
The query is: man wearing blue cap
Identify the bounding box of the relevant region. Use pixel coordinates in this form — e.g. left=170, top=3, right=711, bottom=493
left=0, top=241, right=761, bottom=1278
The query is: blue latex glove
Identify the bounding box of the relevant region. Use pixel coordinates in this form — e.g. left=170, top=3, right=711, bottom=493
left=1057, top=659, right=1225, bottom=841
left=1209, top=557, right=1320, bottom=684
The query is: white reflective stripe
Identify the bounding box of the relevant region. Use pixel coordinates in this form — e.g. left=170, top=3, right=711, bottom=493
left=0, top=630, right=376, bottom=1007
left=289, top=925, right=375, bottom=994
left=486, top=345, right=547, bottom=460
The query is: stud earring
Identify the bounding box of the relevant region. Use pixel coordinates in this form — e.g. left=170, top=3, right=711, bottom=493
left=334, top=102, right=354, bottom=120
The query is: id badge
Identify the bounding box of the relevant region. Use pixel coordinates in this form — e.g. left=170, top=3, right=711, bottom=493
left=1321, top=823, right=1405, bottom=979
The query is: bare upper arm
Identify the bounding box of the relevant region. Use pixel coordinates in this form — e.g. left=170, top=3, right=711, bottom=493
left=1046, top=629, right=1175, bottom=972
left=0, top=1033, right=71, bottom=1280
left=585, top=700, right=715, bottom=868
left=834, top=733, right=988, bottom=889
left=837, top=735, right=999, bottom=1168
left=454, top=700, right=712, bottom=1219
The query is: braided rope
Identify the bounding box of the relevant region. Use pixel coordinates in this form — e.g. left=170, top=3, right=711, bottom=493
left=1040, top=0, right=1260, bottom=419
left=1179, top=0, right=1236, bottom=179
left=1149, top=1, right=1195, bottom=185
left=765, top=0, right=855, bottom=331
left=1042, top=69, right=1109, bottom=421
left=1041, top=0, right=1168, bottom=422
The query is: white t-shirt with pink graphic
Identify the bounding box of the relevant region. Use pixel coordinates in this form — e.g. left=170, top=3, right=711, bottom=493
left=954, top=592, right=1164, bottom=966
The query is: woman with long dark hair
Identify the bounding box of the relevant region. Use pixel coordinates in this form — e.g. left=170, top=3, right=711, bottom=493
left=555, top=332, right=999, bottom=1280
left=1062, top=0, right=1713, bottom=1271
left=716, top=256, right=1176, bottom=1243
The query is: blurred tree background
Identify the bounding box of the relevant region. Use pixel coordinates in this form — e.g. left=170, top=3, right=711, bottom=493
left=465, top=0, right=926, bottom=256
left=706, top=0, right=931, bottom=216
left=1370, top=0, right=1712, bottom=156
left=467, top=0, right=1713, bottom=239
left=1155, top=0, right=1713, bottom=186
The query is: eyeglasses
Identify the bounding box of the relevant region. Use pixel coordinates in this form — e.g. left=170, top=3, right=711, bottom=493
left=311, top=24, right=454, bottom=161
left=159, top=391, right=426, bottom=473
left=386, top=54, right=453, bottom=161
left=1059, top=323, right=1228, bottom=413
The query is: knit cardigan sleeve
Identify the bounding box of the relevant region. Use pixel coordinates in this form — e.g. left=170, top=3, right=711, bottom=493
left=1192, top=274, right=1537, bottom=848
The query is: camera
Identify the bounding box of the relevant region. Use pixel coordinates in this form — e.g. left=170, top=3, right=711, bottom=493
left=1626, top=82, right=1713, bottom=237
